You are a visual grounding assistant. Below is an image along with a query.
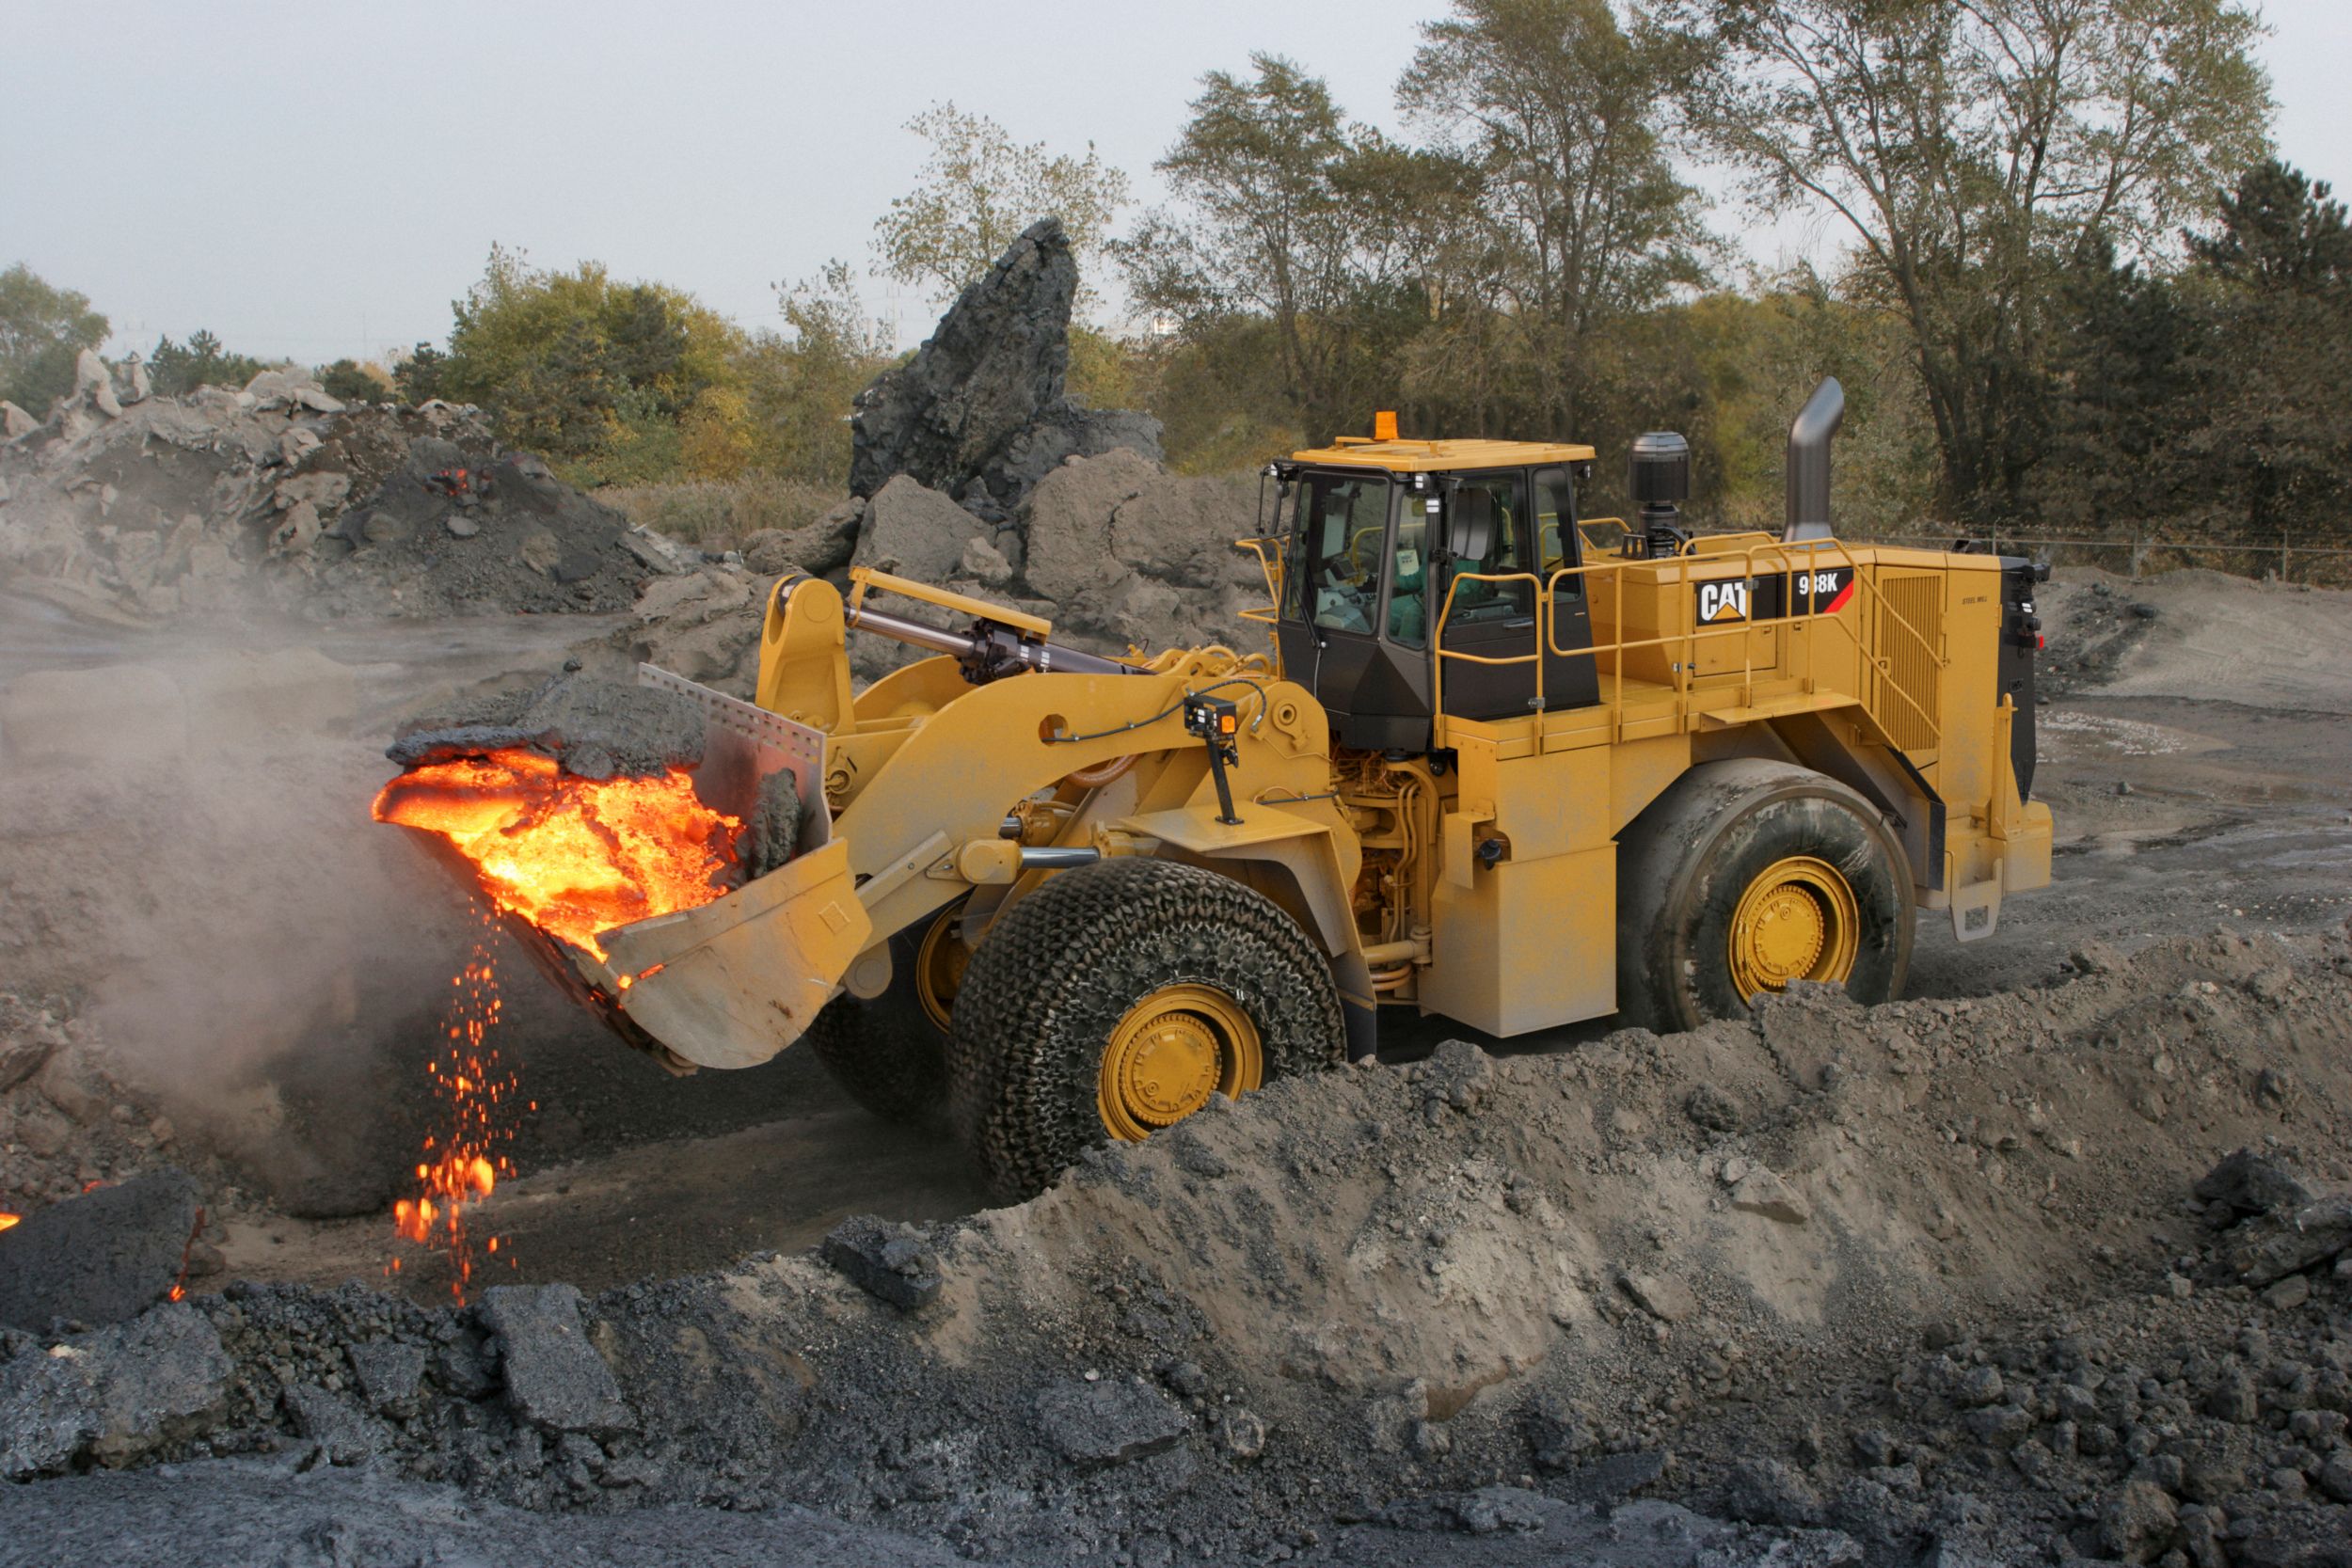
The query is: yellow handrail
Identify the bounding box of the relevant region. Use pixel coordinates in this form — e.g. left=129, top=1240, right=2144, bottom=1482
left=1431, top=570, right=1549, bottom=720
left=1427, top=537, right=1948, bottom=748
left=1232, top=539, right=1287, bottom=666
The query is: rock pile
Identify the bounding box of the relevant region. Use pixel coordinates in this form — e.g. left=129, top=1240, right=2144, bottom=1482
left=0, top=356, right=688, bottom=623
left=7, top=924, right=2348, bottom=1565
left=0, top=994, right=202, bottom=1213
left=822, top=451, right=1268, bottom=682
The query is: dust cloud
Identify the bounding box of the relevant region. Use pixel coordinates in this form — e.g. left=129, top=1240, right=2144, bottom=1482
left=0, top=614, right=475, bottom=1207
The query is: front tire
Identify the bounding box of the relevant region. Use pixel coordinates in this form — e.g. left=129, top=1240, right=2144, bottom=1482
left=948, top=858, right=1343, bottom=1203
left=1615, top=760, right=1914, bottom=1032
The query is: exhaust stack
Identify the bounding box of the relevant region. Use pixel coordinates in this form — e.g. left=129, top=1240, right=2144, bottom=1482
left=1784, top=378, right=1844, bottom=543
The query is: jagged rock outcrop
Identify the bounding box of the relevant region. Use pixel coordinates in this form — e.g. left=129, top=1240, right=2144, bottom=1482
left=847, top=218, right=1162, bottom=523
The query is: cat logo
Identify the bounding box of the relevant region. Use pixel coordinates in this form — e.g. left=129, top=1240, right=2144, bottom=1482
left=1696, top=578, right=1751, bottom=624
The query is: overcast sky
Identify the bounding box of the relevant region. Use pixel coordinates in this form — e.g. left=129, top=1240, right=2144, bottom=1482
left=7, top=0, right=2346, bottom=367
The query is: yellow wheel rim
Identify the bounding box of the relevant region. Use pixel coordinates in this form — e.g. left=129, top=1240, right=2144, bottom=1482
left=913, top=906, right=971, bottom=1033
left=1727, top=855, right=1861, bottom=1001
left=1097, top=984, right=1264, bottom=1141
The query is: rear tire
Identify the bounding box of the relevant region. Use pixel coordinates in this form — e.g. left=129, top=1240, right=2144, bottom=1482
left=948, top=858, right=1344, bottom=1204
left=805, top=901, right=969, bottom=1126
left=1615, top=760, right=1914, bottom=1032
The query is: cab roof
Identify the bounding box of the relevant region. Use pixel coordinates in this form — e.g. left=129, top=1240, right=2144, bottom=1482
left=1287, top=436, right=1597, bottom=473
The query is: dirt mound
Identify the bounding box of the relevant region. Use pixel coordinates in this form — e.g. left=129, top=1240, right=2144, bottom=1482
left=0, top=360, right=691, bottom=623
left=2042, top=566, right=2352, bottom=712
left=8, top=925, right=2347, bottom=1563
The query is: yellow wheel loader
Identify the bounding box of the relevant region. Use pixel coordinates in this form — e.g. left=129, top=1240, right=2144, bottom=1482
left=391, top=381, right=2052, bottom=1202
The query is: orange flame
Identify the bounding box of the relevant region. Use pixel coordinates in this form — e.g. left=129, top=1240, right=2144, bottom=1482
left=372, top=748, right=740, bottom=959
left=0, top=1213, right=19, bottom=1233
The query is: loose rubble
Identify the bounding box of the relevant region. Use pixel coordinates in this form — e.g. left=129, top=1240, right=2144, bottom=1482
left=0, top=362, right=680, bottom=622
left=6, top=925, right=2348, bottom=1565
left=0, top=1169, right=202, bottom=1333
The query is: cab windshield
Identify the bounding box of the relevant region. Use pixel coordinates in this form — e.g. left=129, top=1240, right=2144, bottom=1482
left=1282, top=471, right=1393, bottom=636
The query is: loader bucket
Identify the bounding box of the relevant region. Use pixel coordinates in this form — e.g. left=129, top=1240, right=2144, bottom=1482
left=388, top=666, right=870, bottom=1073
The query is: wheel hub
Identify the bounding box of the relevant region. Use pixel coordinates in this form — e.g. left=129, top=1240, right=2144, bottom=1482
left=914, top=906, right=971, bottom=1033
left=1728, top=856, right=1861, bottom=1000
left=1099, top=984, right=1264, bottom=1141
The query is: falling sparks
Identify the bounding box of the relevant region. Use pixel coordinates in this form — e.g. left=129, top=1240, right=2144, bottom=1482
left=371, top=748, right=740, bottom=960
left=388, top=912, right=525, bottom=1302
left=372, top=744, right=726, bottom=1299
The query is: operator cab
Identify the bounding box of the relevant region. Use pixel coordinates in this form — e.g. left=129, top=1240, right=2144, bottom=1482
left=1268, top=423, right=1601, bottom=752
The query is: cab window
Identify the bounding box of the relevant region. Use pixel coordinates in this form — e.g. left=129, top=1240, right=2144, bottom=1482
left=1287, top=472, right=1392, bottom=636
left=1534, top=467, right=1581, bottom=598
left=1386, top=501, right=1430, bottom=647
left=1440, top=473, right=1534, bottom=626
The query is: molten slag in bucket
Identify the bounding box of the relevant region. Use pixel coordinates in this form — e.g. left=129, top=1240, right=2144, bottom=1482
left=372, top=747, right=743, bottom=959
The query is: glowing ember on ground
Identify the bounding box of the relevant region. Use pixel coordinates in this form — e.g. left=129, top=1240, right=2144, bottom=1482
left=0, top=1213, right=19, bottom=1233
left=372, top=748, right=741, bottom=959
left=388, top=917, right=525, bottom=1302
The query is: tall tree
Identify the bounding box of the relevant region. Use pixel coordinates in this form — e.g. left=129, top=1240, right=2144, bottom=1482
left=2041, top=238, right=2200, bottom=546
left=872, top=103, right=1130, bottom=309
left=735, top=260, right=899, bottom=485
left=2182, top=161, right=2352, bottom=555
left=1124, top=55, right=1450, bottom=440
left=1397, top=0, right=1709, bottom=438
left=1670, top=0, right=2271, bottom=517
left=2040, top=160, right=2352, bottom=574
left=0, top=263, right=108, bottom=414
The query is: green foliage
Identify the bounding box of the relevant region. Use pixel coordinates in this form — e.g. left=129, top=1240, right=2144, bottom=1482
left=316, top=358, right=390, bottom=403
left=2041, top=160, right=2352, bottom=575
left=1666, top=279, right=1939, bottom=533
left=873, top=103, right=1130, bottom=309
left=1395, top=0, right=1711, bottom=437
left=1117, top=319, right=1308, bottom=475
left=735, top=260, right=900, bottom=487
left=2188, top=163, right=2352, bottom=556
left=1121, top=54, right=1447, bottom=446
left=392, top=343, right=449, bottom=403
left=428, top=245, right=746, bottom=484
left=148, top=330, right=267, bottom=396
left=0, top=263, right=109, bottom=413
left=597, top=475, right=838, bottom=552
left=1669, top=0, right=2273, bottom=519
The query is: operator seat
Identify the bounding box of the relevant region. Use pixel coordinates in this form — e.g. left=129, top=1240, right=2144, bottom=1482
left=1447, top=487, right=1506, bottom=620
